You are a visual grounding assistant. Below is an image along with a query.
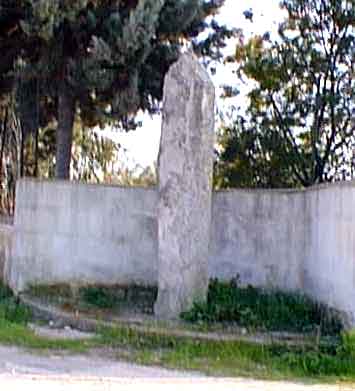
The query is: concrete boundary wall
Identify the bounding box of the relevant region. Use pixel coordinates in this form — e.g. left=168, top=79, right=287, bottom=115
left=211, top=185, right=355, bottom=325
left=3, top=179, right=355, bottom=324
left=6, top=179, right=158, bottom=291
left=0, top=222, right=13, bottom=284
left=210, top=189, right=307, bottom=293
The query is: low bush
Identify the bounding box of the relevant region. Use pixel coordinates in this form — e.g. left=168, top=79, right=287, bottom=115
left=79, top=286, right=118, bottom=309
left=0, top=282, right=32, bottom=324
left=181, top=278, right=343, bottom=335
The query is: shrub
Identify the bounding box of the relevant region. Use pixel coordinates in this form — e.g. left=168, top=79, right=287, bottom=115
left=181, top=278, right=343, bottom=335
left=79, top=286, right=117, bottom=309
left=0, top=282, right=32, bottom=324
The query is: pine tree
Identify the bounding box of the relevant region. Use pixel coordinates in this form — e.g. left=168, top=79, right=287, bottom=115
left=1, top=0, right=232, bottom=179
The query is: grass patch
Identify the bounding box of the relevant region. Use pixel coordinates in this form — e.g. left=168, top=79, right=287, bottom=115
left=1, top=281, right=354, bottom=381
left=98, top=325, right=355, bottom=381
left=181, top=278, right=343, bottom=335
left=0, top=318, right=99, bottom=352
left=0, top=282, right=100, bottom=351
left=0, top=283, right=32, bottom=324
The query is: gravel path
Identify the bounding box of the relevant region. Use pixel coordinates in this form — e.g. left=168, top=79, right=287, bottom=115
left=0, top=345, right=195, bottom=378
left=0, top=345, right=353, bottom=390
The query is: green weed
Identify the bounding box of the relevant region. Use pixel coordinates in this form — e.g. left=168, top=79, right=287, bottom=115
left=181, top=278, right=343, bottom=335
left=0, top=282, right=101, bottom=351
left=1, top=281, right=354, bottom=381
left=99, top=324, right=355, bottom=381
left=79, top=286, right=118, bottom=309
left=0, top=282, right=32, bottom=324
left=0, top=318, right=99, bottom=351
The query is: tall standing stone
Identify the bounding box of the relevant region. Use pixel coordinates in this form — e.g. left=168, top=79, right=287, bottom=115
left=154, top=52, right=215, bottom=319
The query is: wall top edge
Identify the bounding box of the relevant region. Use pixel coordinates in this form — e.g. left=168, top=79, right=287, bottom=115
left=0, top=223, right=14, bottom=231
left=215, top=180, right=355, bottom=195
left=18, top=177, right=355, bottom=195
left=17, top=178, right=158, bottom=192
left=0, top=215, right=13, bottom=226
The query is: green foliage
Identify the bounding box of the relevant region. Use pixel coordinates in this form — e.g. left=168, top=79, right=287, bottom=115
left=0, top=297, right=32, bottom=324
left=0, top=279, right=354, bottom=380
left=71, top=125, right=120, bottom=183
left=79, top=286, right=118, bottom=309
left=0, top=313, right=354, bottom=380
left=216, top=0, right=355, bottom=188
left=181, top=278, right=343, bottom=335
left=111, top=165, right=157, bottom=187
left=0, top=317, right=98, bottom=351
left=0, top=282, right=32, bottom=324
left=101, top=325, right=355, bottom=380
left=99, top=325, right=180, bottom=350
left=0, top=282, right=12, bottom=300
left=0, top=0, right=234, bottom=179
left=267, top=342, right=355, bottom=378
left=340, top=330, right=355, bottom=359
left=214, top=122, right=298, bottom=189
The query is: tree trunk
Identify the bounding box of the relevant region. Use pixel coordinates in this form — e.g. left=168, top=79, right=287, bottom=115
left=55, top=83, right=75, bottom=179
left=34, top=128, right=39, bottom=177
left=0, top=109, right=8, bottom=180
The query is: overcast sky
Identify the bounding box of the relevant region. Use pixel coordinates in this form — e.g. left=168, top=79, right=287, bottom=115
left=108, top=0, right=286, bottom=169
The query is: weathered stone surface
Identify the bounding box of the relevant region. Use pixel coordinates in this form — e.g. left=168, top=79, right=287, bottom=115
left=154, top=52, right=215, bottom=319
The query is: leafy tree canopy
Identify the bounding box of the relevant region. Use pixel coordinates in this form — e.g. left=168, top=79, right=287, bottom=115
left=216, top=0, right=355, bottom=189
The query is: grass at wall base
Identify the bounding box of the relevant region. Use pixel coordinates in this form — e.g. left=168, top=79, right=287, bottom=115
left=180, top=277, right=343, bottom=335
left=0, top=280, right=355, bottom=381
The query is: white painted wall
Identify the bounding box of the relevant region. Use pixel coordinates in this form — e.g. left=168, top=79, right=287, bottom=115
left=305, top=184, right=355, bottom=324
left=3, top=179, right=355, bottom=324
left=0, top=223, right=13, bottom=284
left=210, top=190, right=307, bottom=292
left=6, top=179, right=158, bottom=291
left=211, top=185, right=355, bottom=325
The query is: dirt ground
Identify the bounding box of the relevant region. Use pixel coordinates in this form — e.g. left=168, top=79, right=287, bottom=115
left=0, top=345, right=354, bottom=391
